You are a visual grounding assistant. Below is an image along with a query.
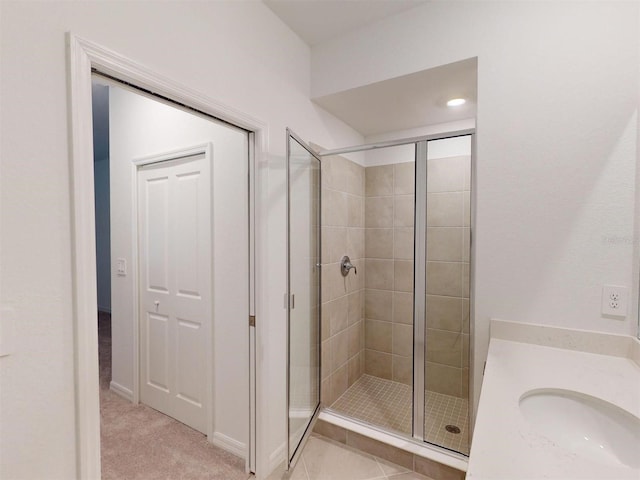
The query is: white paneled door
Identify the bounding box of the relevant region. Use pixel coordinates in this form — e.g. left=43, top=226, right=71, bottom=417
left=137, top=149, right=211, bottom=434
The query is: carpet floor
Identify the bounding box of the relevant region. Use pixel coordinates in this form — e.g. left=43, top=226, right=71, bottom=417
left=98, top=312, right=250, bottom=480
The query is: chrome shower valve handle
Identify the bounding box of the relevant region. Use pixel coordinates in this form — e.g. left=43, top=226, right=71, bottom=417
left=340, top=255, right=357, bottom=277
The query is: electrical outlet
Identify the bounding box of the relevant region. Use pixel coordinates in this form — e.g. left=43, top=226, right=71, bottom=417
left=601, top=285, right=628, bottom=318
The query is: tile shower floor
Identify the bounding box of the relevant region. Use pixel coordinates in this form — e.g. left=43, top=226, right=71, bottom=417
left=330, top=375, right=469, bottom=455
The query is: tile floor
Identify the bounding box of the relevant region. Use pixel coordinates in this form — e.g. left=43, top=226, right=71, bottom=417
left=330, top=375, right=469, bottom=454
left=288, top=435, right=431, bottom=480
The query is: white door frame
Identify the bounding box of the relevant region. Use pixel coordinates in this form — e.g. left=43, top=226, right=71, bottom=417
left=67, top=34, right=265, bottom=478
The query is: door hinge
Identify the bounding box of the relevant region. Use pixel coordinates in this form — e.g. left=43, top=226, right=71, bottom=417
left=249, top=315, right=256, bottom=327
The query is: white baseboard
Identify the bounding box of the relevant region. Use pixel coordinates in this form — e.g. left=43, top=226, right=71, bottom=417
left=109, top=381, right=133, bottom=401
left=289, top=407, right=314, bottom=418
left=211, top=432, right=246, bottom=459
left=268, top=441, right=287, bottom=473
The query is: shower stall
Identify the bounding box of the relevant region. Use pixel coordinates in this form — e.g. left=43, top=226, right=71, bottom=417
left=286, top=129, right=474, bottom=468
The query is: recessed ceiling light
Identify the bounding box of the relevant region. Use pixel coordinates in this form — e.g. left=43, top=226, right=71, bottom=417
left=447, top=98, right=466, bottom=107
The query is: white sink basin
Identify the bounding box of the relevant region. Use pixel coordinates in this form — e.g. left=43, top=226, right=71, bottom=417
left=519, top=388, right=640, bottom=468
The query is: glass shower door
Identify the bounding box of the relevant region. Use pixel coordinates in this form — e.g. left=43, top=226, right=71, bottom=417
left=418, top=135, right=473, bottom=455
left=286, top=130, right=321, bottom=466
left=305, top=128, right=473, bottom=459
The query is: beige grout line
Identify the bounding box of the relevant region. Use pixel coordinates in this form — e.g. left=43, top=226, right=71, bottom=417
left=301, top=454, right=310, bottom=480
left=373, top=457, right=390, bottom=480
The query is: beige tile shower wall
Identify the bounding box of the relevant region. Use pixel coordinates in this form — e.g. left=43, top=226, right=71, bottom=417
left=320, top=154, right=365, bottom=406
left=425, top=155, right=471, bottom=398
left=363, top=156, right=471, bottom=398
left=364, top=162, right=415, bottom=386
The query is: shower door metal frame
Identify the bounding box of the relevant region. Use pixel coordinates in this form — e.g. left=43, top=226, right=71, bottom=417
left=319, top=128, right=476, bottom=451
left=412, top=141, right=428, bottom=441
left=286, top=128, right=322, bottom=472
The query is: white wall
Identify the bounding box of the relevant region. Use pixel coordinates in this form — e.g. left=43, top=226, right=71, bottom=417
left=0, top=2, right=362, bottom=478
left=108, top=85, right=250, bottom=453
left=93, top=84, right=111, bottom=313
left=312, top=1, right=639, bottom=411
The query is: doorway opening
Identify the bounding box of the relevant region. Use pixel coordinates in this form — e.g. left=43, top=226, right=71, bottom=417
left=91, top=75, right=252, bottom=479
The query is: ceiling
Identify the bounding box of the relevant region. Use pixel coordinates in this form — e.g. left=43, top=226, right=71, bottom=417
left=263, top=0, right=428, bottom=46
left=313, top=58, right=477, bottom=136
left=264, top=0, right=477, bottom=137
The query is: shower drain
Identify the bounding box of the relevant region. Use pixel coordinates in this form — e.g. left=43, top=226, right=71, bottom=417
left=445, top=425, right=461, bottom=434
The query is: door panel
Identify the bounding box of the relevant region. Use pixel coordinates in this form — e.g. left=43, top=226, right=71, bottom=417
left=287, top=131, right=321, bottom=465
left=145, top=177, right=170, bottom=293
left=147, top=312, right=170, bottom=392
left=176, top=318, right=203, bottom=406
left=138, top=151, right=211, bottom=435
left=175, top=172, right=201, bottom=298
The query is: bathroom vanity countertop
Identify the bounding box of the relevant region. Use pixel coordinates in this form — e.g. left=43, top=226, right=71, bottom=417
left=467, top=333, right=640, bottom=479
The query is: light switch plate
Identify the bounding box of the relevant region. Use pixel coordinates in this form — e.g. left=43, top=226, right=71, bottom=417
left=601, top=285, right=628, bottom=318
left=117, top=258, right=127, bottom=276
